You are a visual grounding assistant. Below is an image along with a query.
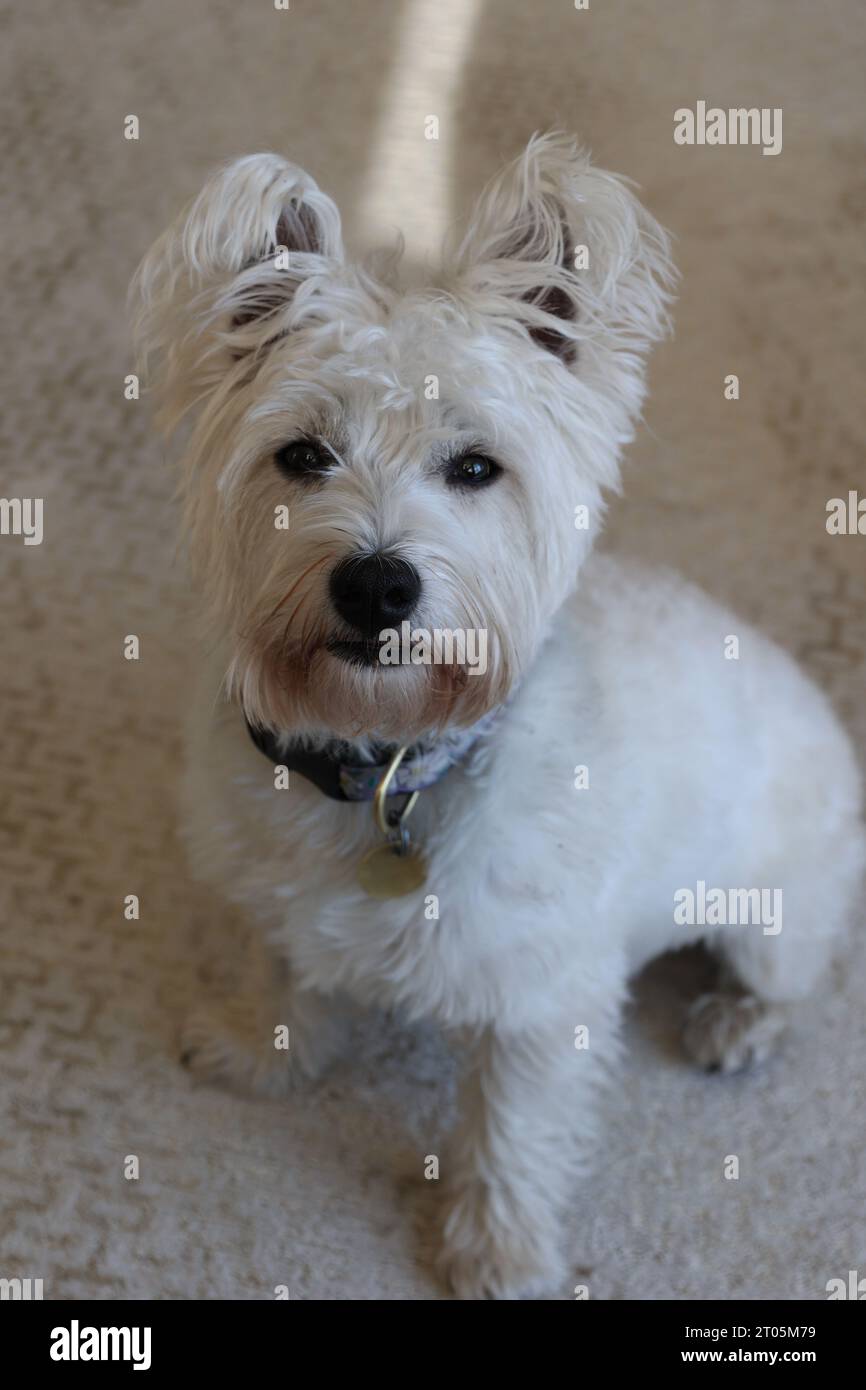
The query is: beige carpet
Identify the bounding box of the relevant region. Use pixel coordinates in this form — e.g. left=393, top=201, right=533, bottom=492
left=1, top=0, right=864, bottom=1300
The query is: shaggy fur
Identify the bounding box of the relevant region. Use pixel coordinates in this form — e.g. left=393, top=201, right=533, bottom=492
left=132, top=134, right=865, bottom=1299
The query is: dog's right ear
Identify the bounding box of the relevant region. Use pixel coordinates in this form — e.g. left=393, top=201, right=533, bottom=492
left=448, top=133, right=674, bottom=385
left=130, top=154, right=344, bottom=430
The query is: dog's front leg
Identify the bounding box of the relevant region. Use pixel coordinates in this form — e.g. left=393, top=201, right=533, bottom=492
left=181, top=956, right=347, bottom=1098
left=439, top=988, right=622, bottom=1300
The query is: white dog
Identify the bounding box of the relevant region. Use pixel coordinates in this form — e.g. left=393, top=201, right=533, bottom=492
left=133, top=134, right=865, bottom=1299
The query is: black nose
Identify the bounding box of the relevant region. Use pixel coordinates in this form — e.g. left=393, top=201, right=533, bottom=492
left=329, top=551, right=422, bottom=638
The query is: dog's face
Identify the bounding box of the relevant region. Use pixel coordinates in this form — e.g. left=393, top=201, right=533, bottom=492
left=133, top=136, right=673, bottom=742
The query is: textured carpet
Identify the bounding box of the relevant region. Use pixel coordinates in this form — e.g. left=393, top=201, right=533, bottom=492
left=1, top=0, right=864, bottom=1300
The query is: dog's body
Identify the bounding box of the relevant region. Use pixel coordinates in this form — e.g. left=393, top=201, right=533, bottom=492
left=135, top=135, right=865, bottom=1298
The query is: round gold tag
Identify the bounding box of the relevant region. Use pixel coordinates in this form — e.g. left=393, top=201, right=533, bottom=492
left=358, top=842, right=428, bottom=898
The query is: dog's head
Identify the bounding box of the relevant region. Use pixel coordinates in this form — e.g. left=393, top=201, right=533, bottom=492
left=132, top=134, right=673, bottom=743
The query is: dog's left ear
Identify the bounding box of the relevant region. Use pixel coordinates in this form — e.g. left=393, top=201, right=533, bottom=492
left=131, top=153, right=344, bottom=430
left=449, top=132, right=674, bottom=372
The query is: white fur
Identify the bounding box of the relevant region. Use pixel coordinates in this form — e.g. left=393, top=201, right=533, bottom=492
left=132, top=134, right=865, bottom=1299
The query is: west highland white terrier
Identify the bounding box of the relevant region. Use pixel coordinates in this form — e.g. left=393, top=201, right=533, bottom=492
left=132, top=134, right=864, bottom=1299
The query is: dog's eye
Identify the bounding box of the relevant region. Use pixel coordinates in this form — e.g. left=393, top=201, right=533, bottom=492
left=446, top=452, right=502, bottom=489
left=274, top=438, right=332, bottom=479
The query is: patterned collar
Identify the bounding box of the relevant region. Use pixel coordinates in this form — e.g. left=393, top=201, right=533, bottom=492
left=245, top=711, right=499, bottom=801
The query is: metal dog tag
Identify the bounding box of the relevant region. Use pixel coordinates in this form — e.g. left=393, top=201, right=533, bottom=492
left=358, top=841, right=427, bottom=898
left=358, top=744, right=428, bottom=898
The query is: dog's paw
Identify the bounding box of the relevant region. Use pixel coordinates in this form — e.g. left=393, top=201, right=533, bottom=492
left=683, top=992, right=787, bottom=1074
left=438, top=1187, right=562, bottom=1299
left=180, top=1008, right=295, bottom=1099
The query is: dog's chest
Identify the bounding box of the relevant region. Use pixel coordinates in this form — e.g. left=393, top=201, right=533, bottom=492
left=228, top=744, right=582, bottom=1027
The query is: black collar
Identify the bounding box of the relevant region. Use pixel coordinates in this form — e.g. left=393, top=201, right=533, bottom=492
left=246, top=720, right=393, bottom=801
left=245, top=710, right=499, bottom=803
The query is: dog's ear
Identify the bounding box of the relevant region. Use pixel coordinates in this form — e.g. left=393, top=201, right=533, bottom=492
left=131, top=154, right=344, bottom=429
left=449, top=132, right=674, bottom=371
